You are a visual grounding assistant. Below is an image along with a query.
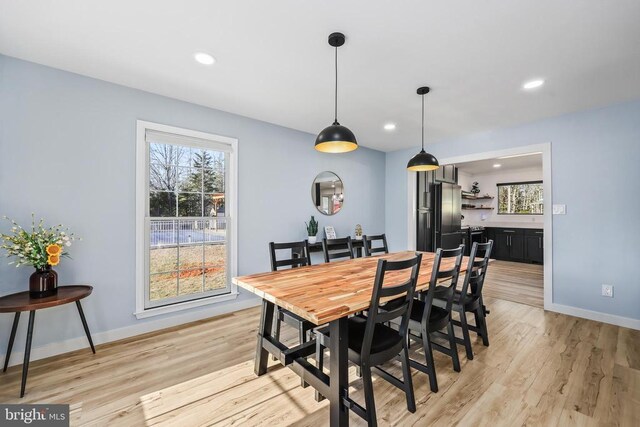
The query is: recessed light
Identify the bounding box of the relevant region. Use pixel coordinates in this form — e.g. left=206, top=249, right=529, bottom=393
left=493, top=164, right=502, bottom=168
left=383, top=123, right=396, bottom=131
left=523, top=79, right=544, bottom=90
left=194, top=52, right=215, bottom=65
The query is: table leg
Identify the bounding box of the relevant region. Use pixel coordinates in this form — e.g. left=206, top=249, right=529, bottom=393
left=3, top=312, right=21, bottom=372
left=20, top=310, right=35, bottom=398
left=76, top=301, right=96, bottom=354
left=329, top=317, right=349, bottom=426
left=254, top=299, right=274, bottom=376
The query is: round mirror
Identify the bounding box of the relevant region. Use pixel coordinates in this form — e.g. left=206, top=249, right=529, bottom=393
left=311, top=171, right=344, bottom=215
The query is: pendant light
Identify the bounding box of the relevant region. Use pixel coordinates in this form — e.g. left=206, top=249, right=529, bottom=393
left=407, top=87, right=439, bottom=171
left=315, top=32, right=358, bottom=153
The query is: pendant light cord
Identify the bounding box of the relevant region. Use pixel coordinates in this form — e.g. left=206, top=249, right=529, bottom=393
left=421, top=93, right=425, bottom=150
left=334, top=45, right=338, bottom=124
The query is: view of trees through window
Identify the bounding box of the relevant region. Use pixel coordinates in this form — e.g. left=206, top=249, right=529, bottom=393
left=147, top=142, right=228, bottom=306
left=497, top=181, right=543, bottom=215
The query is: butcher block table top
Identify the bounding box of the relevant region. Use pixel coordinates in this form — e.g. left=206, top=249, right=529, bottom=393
left=233, top=251, right=469, bottom=325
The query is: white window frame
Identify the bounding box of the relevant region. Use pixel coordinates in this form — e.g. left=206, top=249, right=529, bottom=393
left=135, top=120, right=238, bottom=319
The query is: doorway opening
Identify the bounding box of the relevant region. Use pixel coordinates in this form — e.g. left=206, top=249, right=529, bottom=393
left=407, top=143, right=552, bottom=310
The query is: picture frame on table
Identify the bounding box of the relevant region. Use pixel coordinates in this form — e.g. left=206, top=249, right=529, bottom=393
left=324, top=226, right=336, bottom=239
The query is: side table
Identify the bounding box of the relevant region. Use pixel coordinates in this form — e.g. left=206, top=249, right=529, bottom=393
left=0, top=285, right=95, bottom=397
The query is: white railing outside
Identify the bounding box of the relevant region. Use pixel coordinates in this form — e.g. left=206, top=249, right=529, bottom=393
left=150, top=217, right=227, bottom=247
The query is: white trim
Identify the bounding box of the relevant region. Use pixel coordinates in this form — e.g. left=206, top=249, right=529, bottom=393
left=407, top=171, right=417, bottom=250
left=134, top=291, right=239, bottom=319
left=135, top=120, right=239, bottom=316
left=6, top=296, right=260, bottom=368
left=547, top=303, right=640, bottom=330
left=406, top=143, right=553, bottom=310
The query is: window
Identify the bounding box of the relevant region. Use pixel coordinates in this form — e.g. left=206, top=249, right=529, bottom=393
left=136, top=121, right=237, bottom=317
left=497, top=181, right=543, bottom=215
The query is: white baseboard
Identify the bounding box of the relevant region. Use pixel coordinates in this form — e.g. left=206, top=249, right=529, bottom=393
left=6, top=297, right=261, bottom=368
left=547, top=303, right=640, bottom=330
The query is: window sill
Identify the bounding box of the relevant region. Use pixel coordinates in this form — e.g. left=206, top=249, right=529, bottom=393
left=134, top=292, right=239, bottom=319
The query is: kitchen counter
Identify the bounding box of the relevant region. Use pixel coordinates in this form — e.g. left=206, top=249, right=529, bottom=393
left=463, top=222, right=544, bottom=229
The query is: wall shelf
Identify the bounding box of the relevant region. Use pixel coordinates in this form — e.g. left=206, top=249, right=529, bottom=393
left=462, top=195, right=494, bottom=200
left=462, top=207, right=494, bottom=210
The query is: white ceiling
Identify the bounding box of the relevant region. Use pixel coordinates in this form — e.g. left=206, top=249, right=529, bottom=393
left=456, top=153, right=542, bottom=175
left=1, top=1, right=639, bottom=152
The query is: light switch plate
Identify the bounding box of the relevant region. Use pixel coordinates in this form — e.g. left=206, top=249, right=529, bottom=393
left=552, top=204, right=566, bottom=215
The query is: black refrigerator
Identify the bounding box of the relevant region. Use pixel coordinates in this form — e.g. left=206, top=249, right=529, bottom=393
left=416, top=172, right=463, bottom=251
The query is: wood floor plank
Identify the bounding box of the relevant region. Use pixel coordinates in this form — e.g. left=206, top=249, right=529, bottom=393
left=0, top=295, right=637, bottom=426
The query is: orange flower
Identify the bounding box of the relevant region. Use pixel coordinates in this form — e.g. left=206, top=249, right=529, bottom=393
left=46, top=244, right=62, bottom=256
left=48, top=254, right=60, bottom=266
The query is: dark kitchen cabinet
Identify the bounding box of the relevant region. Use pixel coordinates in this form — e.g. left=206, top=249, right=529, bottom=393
left=493, top=232, right=511, bottom=260
left=524, top=229, right=544, bottom=264
left=416, top=171, right=434, bottom=210
left=434, top=164, right=457, bottom=184
left=486, top=227, right=543, bottom=264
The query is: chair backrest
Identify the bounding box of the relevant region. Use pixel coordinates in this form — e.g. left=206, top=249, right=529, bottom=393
left=322, top=236, right=355, bottom=263
left=363, top=234, right=389, bottom=256
left=419, top=245, right=465, bottom=322
left=268, top=240, right=312, bottom=272
left=361, top=253, right=423, bottom=357
left=459, top=240, right=493, bottom=301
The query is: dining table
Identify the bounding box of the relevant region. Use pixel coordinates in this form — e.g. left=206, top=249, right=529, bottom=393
left=232, top=250, right=470, bottom=426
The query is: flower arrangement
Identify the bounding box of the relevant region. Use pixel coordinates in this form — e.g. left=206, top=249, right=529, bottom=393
left=0, top=215, right=80, bottom=270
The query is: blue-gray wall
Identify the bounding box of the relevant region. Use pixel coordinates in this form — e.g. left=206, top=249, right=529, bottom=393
left=386, top=100, right=640, bottom=321
left=0, top=55, right=386, bottom=354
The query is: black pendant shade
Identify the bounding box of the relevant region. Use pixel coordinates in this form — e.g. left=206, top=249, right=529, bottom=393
left=315, top=122, right=358, bottom=153
left=315, top=32, right=358, bottom=153
left=407, top=86, right=439, bottom=171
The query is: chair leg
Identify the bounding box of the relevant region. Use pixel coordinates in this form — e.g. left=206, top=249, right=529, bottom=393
left=298, top=323, right=308, bottom=388
left=447, top=320, right=461, bottom=372
left=476, top=306, right=490, bottom=346
left=315, top=338, right=325, bottom=402
left=458, top=309, right=474, bottom=360
left=400, top=346, right=416, bottom=413
left=361, top=364, right=378, bottom=427
left=422, top=327, right=438, bottom=393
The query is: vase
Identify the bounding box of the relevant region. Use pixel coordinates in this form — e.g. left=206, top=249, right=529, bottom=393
left=29, top=266, right=58, bottom=298
left=308, top=236, right=317, bottom=244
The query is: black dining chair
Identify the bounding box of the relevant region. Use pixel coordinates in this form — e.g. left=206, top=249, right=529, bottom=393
left=399, top=245, right=464, bottom=393
left=268, top=240, right=315, bottom=386
left=322, top=236, right=355, bottom=263
left=315, top=253, right=423, bottom=426
left=362, top=234, right=389, bottom=257
left=434, top=241, right=493, bottom=360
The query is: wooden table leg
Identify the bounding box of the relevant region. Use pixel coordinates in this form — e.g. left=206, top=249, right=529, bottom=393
left=76, top=301, right=96, bottom=354
left=329, top=317, right=349, bottom=426
left=255, top=299, right=274, bottom=376
left=3, top=312, right=20, bottom=372
left=20, top=310, right=35, bottom=398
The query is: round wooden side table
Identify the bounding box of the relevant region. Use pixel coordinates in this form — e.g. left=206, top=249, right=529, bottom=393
left=0, top=285, right=95, bottom=397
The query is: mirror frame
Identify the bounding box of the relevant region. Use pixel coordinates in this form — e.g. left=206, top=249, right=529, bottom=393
left=311, top=171, right=344, bottom=216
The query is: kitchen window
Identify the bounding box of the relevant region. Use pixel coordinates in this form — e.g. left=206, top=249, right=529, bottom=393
left=135, top=121, right=238, bottom=318
left=497, top=181, right=543, bottom=215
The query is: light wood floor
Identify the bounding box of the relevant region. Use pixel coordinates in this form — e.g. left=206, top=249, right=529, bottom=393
left=484, top=260, right=544, bottom=308
left=1, top=296, right=638, bottom=426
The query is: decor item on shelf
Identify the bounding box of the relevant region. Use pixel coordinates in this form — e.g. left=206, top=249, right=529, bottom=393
left=324, top=225, right=337, bottom=240
left=407, top=86, right=439, bottom=171
left=471, top=182, right=480, bottom=195
left=354, top=224, right=363, bottom=240
left=305, top=216, right=319, bottom=244
left=315, top=32, right=358, bottom=153
left=0, top=215, right=80, bottom=298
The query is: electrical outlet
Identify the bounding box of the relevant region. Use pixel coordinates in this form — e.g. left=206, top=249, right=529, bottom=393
left=601, top=284, right=613, bottom=298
